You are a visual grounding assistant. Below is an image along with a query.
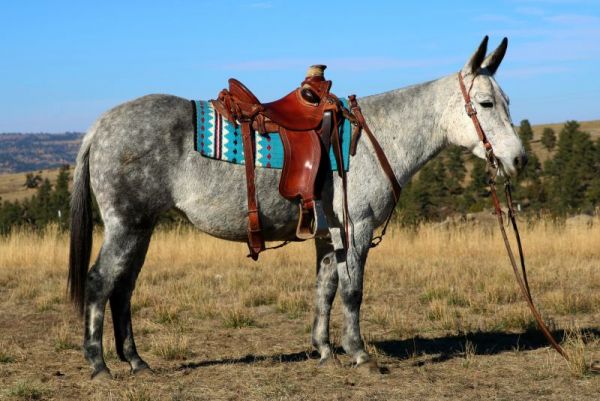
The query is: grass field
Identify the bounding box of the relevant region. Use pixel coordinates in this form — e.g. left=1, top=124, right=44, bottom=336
left=0, top=219, right=599, bottom=400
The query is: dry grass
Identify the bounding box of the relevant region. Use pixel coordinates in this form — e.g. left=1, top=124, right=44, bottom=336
left=0, top=218, right=599, bottom=400
left=0, top=166, right=74, bottom=203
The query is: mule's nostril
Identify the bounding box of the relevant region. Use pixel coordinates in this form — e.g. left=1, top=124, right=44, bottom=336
left=514, top=154, right=528, bottom=170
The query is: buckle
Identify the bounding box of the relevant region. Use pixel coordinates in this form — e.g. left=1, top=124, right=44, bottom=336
left=465, top=101, right=477, bottom=117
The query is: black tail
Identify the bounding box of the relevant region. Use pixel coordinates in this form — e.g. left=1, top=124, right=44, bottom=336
left=68, top=143, right=93, bottom=316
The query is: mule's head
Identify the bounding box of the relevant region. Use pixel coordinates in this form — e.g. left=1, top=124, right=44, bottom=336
left=445, top=36, right=527, bottom=176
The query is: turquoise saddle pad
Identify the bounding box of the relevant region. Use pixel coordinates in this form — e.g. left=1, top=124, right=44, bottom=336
left=193, top=99, right=351, bottom=171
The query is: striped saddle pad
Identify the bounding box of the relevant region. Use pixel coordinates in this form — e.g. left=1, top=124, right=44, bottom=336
left=192, top=99, right=352, bottom=171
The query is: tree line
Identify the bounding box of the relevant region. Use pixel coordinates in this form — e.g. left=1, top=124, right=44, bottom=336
left=0, top=120, right=599, bottom=233
left=397, top=120, right=600, bottom=224
left=0, top=165, right=183, bottom=234
left=0, top=165, right=72, bottom=234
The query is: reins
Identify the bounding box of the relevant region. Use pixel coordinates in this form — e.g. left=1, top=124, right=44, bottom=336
left=458, top=71, right=594, bottom=367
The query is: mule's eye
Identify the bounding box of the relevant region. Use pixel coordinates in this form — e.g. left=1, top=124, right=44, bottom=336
left=479, top=101, right=494, bottom=108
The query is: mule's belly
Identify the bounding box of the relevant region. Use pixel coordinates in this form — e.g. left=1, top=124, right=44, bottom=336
left=173, top=151, right=301, bottom=242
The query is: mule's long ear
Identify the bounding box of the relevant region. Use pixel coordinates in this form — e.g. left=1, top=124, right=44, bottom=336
left=462, top=35, right=489, bottom=75
left=482, top=37, right=508, bottom=75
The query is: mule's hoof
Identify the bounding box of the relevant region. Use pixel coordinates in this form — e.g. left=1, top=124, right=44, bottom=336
left=132, top=364, right=153, bottom=376
left=91, top=368, right=112, bottom=380
left=318, top=356, right=341, bottom=367
left=356, top=359, right=384, bottom=374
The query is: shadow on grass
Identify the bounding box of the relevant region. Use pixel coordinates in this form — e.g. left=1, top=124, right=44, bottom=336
left=373, top=327, right=600, bottom=365
left=179, top=327, right=600, bottom=370
left=180, top=349, right=320, bottom=369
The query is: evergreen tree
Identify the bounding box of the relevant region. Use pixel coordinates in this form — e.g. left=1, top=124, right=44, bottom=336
left=465, top=157, right=489, bottom=212
left=51, top=165, right=71, bottom=229
left=584, top=136, right=600, bottom=211
left=513, top=120, right=544, bottom=210
left=24, top=173, right=42, bottom=188
left=397, top=158, right=450, bottom=224
left=32, top=178, right=53, bottom=227
left=545, top=121, right=595, bottom=214
left=445, top=146, right=466, bottom=195
left=518, top=119, right=534, bottom=144
left=0, top=200, right=24, bottom=234
left=541, top=127, right=556, bottom=151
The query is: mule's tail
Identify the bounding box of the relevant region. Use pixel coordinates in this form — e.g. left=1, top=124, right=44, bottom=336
left=68, top=131, right=94, bottom=316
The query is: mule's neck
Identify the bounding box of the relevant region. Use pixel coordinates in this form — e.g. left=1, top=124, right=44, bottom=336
left=357, top=74, right=454, bottom=185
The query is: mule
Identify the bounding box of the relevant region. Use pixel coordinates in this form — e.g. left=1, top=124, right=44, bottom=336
left=68, top=36, right=527, bottom=378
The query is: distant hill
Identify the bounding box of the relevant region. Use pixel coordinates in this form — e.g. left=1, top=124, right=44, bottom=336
left=0, top=132, right=83, bottom=173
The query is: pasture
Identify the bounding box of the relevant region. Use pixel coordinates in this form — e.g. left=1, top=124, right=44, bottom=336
left=0, top=219, right=599, bottom=400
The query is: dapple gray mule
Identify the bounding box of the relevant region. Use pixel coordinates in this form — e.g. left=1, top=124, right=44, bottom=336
left=69, top=36, right=526, bottom=379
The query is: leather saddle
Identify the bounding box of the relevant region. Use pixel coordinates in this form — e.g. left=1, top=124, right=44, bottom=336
left=212, top=65, right=348, bottom=260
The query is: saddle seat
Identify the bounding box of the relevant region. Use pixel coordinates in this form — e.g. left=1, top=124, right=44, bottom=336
left=228, top=74, right=333, bottom=131
left=212, top=65, right=346, bottom=260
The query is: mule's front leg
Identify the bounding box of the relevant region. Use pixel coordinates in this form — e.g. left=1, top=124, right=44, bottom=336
left=337, top=223, right=372, bottom=366
left=312, top=238, right=339, bottom=364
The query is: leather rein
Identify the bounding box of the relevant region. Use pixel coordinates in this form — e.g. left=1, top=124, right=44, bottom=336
left=458, top=72, right=576, bottom=363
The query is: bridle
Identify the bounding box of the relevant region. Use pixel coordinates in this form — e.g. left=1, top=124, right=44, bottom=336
left=352, top=71, right=598, bottom=370
left=458, top=72, right=584, bottom=366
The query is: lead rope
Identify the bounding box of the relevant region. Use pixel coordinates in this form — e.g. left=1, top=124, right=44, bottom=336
left=488, top=171, right=569, bottom=360
left=459, top=72, right=599, bottom=371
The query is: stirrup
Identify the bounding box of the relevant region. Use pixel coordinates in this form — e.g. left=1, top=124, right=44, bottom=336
left=296, top=200, right=329, bottom=240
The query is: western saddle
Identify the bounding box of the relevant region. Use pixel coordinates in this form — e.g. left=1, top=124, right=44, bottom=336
left=212, top=65, right=401, bottom=260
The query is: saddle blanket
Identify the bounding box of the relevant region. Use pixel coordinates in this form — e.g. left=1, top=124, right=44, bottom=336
left=193, top=99, right=351, bottom=171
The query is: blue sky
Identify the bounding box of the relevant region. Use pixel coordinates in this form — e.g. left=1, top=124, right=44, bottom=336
left=1, top=0, right=599, bottom=132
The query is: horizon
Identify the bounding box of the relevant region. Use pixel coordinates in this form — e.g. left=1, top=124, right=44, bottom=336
left=2, top=118, right=598, bottom=136
left=1, top=1, right=599, bottom=132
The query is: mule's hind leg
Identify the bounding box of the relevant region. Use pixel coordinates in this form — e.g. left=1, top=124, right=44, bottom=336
left=84, top=221, right=154, bottom=379
left=109, top=228, right=153, bottom=374
left=312, top=238, right=339, bottom=364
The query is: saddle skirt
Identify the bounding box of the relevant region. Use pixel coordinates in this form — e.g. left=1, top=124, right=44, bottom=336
left=192, top=99, right=352, bottom=172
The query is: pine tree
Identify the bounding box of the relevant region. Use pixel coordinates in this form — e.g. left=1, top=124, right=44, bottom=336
left=518, top=119, right=534, bottom=144
left=584, top=137, right=600, bottom=211
left=541, top=127, right=556, bottom=151
left=24, top=173, right=42, bottom=188
left=512, top=120, right=544, bottom=210
left=51, top=165, right=71, bottom=230
left=465, top=157, right=489, bottom=212
left=397, top=158, right=450, bottom=223
left=0, top=200, right=24, bottom=234
left=445, top=146, right=466, bottom=195
left=545, top=121, right=595, bottom=214
left=30, top=178, right=53, bottom=228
